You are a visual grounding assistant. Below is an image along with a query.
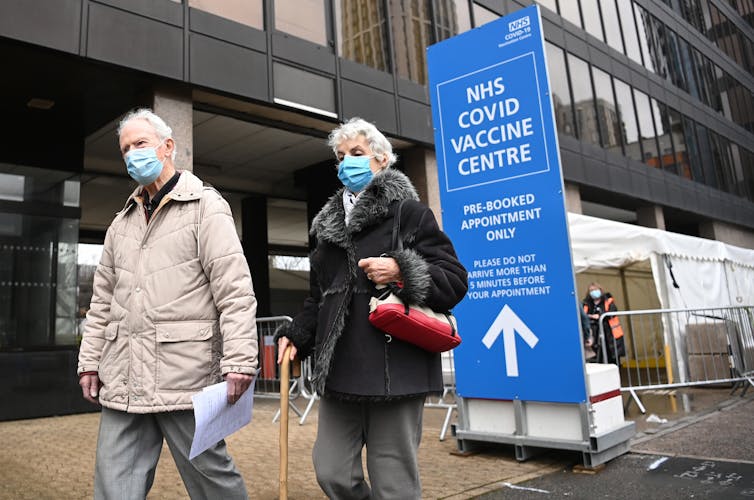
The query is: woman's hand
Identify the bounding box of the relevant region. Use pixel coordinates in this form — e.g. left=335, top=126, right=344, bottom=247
left=277, top=336, right=298, bottom=364
left=358, top=256, right=402, bottom=285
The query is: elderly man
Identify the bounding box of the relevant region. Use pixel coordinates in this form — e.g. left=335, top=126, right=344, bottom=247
left=78, top=108, right=257, bottom=499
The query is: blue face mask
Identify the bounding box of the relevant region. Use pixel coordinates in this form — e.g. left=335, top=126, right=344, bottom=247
left=337, top=155, right=374, bottom=192
left=125, top=144, right=164, bottom=186
left=589, top=289, right=602, bottom=300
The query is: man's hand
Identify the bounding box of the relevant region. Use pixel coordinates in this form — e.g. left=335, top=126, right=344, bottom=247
left=79, top=373, right=102, bottom=405
left=224, top=372, right=253, bottom=404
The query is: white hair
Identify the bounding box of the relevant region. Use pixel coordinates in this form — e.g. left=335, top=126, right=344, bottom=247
left=117, top=108, right=176, bottom=160
left=327, top=117, right=397, bottom=167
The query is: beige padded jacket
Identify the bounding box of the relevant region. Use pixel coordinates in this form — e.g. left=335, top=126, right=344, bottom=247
left=77, top=171, right=258, bottom=413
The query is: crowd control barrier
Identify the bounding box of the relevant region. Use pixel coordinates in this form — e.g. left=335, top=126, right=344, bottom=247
left=253, top=317, right=306, bottom=421
left=597, top=306, right=754, bottom=413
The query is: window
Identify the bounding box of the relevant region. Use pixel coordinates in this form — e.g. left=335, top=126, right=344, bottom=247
left=536, top=0, right=558, bottom=13
left=666, top=106, right=692, bottom=179
left=189, top=0, right=264, bottom=29
left=472, top=3, right=499, bottom=27
left=680, top=116, right=705, bottom=182
left=592, top=66, right=620, bottom=151
left=617, top=0, right=642, bottom=65
left=613, top=78, right=641, bottom=161
left=568, top=54, right=600, bottom=145
left=275, top=0, right=329, bottom=46
left=545, top=42, right=576, bottom=138
left=391, top=0, right=434, bottom=84
left=693, top=123, right=720, bottom=188
left=0, top=165, right=80, bottom=350
left=633, top=89, right=660, bottom=167
left=600, top=0, right=624, bottom=54
left=560, top=0, right=582, bottom=28
left=634, top=4, right=656, bottom=73
left=581, top=0, right=604, bottom=42
left=435, top=0, right=472, bottom=42
left=652, top=99, right=677, bottom=175
left=335, top=0, right=390, bottom=71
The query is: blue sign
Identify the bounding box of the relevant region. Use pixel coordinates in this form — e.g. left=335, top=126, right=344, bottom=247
left=428, top=5, right=587, bottom=403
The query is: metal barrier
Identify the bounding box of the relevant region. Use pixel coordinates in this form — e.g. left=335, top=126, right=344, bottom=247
left=597, top=306, right=754, bottom=413
left=253, top=316, right=307, bottom=421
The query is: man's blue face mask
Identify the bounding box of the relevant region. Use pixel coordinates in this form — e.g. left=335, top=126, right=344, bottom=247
left=337, top=155, right=374, bottom=192
left=124, top=142, right=165, bottom=186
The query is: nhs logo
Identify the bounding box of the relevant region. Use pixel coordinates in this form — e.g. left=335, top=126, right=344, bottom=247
left=508, top=16, right=530, bottom=33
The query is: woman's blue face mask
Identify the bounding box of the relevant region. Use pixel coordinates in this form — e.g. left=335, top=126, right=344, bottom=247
left=337, top=155, right=374, bottom=192
left=124, top=142, right=165, bottom=186
left=589, top=289, right=602, bottom=300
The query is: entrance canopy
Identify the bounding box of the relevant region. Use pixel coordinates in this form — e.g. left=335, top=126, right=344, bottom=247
left=568, top=213, right=754, bottom=310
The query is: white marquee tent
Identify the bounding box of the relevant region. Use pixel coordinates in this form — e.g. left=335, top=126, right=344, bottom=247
left=567, top=213, right=754, bottom=311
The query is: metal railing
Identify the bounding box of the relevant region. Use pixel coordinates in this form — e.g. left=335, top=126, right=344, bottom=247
left=597, top=306, right=754, bottom=413
left=254, top=316, right=310, bottom=422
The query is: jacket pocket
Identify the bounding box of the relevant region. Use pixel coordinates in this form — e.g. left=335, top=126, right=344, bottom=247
left=155, top=321, right=215, bottom=390
left=99, top=322, right=121, bottom=386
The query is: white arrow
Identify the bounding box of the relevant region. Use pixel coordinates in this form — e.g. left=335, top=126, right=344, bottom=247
left=481, top=304, right=539, bottom=377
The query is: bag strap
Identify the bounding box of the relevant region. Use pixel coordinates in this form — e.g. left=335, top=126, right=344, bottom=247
left=391, top=199, right=408, bottom=252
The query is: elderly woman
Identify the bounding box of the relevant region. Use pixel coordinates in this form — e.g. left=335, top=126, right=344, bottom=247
left=276, top=117, right=467, bottom=499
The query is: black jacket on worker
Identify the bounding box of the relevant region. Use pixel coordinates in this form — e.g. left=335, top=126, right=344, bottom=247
left=277, top=169, right=468, bottom=400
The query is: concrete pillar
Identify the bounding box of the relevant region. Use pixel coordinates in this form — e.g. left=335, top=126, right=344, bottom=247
left=637, top=205, right=666, bottom=230
left=401, top=147, right=443, bottom=228
left=242, top=195, right=271, bottom=317
left=564, top=182, right=582, bottom=214
left=152, top=86, right=193, bottom=171
left=699, top=220, right=754, bottom=250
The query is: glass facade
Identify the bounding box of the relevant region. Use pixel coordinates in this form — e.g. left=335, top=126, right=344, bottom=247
left=0, top=165, right=80, bottom=350
left=335, top=0, right=390, bottom=71
left=541, top=0, right=754, bottom=201
left=275, top=0, right=329, bottom=46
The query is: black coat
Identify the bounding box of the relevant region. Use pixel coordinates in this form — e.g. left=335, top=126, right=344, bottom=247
left=278, top=169, right=468, bottom=400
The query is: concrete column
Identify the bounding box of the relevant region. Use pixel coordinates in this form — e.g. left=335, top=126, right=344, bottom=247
left=401, top=147, right=443, bottom=228
left=699, top=220, right=754, bottom=250
left=564, top=182, right=582, bottom=214
left=152, top=86, right=193, bottom=171
left=637, top=205, right=666, bottom=230
left=242, top=195, right=271, bottom=317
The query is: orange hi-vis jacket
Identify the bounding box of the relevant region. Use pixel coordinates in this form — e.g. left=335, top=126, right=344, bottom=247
left=584, top=297, right=624, bottom=339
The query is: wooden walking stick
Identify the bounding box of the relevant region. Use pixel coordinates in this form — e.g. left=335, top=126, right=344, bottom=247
left=279, top=345, right=299, bottom=500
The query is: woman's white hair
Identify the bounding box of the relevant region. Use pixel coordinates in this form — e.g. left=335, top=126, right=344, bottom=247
left=327, top=117, right=398, bottom=167
left=117, top=108, right=176, bottom=160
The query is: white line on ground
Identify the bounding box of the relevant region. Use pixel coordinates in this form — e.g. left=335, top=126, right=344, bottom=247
left=500, top=482, right=550, bottom=494
left=647, top=457, right=669, bottom=470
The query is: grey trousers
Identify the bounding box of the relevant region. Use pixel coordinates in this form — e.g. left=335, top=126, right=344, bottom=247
left=312, top=396, right=425, bottom=500
left=94, top=407, right=248, bottom=500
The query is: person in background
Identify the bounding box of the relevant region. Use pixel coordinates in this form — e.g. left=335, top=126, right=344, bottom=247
left=276, top=117, right=467, bottom=499
left=77, top=108, right=257, bottom=500
left=583, top=282, right=625, bottom=365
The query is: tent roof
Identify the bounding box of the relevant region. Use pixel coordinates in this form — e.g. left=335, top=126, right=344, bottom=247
left=567, top=213, right=754, bottom=272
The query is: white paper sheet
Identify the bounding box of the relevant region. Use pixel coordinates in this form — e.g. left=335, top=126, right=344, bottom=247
left=189, top=379, right=255, bottom=460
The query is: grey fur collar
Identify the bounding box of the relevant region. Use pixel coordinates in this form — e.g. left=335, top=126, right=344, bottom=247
left=311, top=169, right=419, bottom=246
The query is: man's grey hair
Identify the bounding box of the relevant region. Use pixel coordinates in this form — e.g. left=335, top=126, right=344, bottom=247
left=327, top=117, right=397, bottom=167
left=117, top=108, right=176, bottom=160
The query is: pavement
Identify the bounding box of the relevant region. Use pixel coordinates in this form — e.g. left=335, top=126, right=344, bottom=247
left=0, top=388, right=751, bottom=499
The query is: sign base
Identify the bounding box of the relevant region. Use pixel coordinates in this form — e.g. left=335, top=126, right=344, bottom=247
left=454, top=364, right=634, bottom=467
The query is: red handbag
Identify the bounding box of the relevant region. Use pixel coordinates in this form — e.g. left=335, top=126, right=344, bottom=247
left=367, top=200, right=461, bottom=353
